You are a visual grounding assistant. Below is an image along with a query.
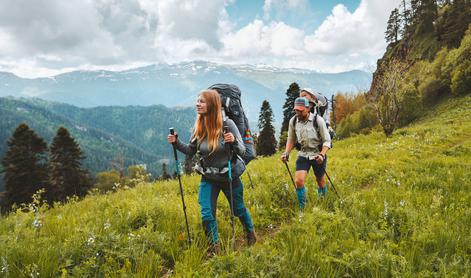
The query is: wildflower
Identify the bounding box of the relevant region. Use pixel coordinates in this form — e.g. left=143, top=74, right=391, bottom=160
left=400, top=200, right=405, bottom=207
left=104, top=221, right=110, bottom=230
left=29, top=263, right=40, bottom=278
left=32, top=218, right=42, bottom=229
left=128, top=233, right=135, bottom=240
left=383, top=201, right=389, bottom=219
left=87, top=235, right=95, bottom=246
left=1, top=257, right=9, bottom=274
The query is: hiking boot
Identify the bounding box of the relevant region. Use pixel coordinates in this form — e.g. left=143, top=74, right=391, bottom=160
left=246, top=230, right=257, bottom=246
left=206, top=243, right=221, bottom=257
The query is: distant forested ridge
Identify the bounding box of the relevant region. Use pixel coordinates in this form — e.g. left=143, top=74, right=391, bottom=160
left=0, top=97, right=195, bottom=190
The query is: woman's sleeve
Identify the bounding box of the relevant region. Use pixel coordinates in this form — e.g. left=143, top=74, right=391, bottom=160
left=228, top=120, right=246, bottom=156
left=175, top=136, right=197, bottom=157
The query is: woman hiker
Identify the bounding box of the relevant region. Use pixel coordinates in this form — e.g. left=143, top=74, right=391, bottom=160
left=167, top=89, right=256, bottom=254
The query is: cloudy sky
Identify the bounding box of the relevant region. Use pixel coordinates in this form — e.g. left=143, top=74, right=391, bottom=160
left=0, top=0, right=400, bottom=78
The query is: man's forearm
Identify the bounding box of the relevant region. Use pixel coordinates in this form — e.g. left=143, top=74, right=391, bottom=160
left=284, top=140, right=295, bottom=154
left=320, top=146, right=329, bottom=157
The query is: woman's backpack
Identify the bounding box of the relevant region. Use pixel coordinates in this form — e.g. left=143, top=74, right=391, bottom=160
left=208, top=84, right=256, bottom=164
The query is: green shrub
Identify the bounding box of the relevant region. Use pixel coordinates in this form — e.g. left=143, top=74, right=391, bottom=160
left=419, top=77, right=449, bottom=106
left=399, top=84, right=423, bottom=126
left=451, top=60, right=471, bottom=96
left=94, top=170, right=121, bottom=193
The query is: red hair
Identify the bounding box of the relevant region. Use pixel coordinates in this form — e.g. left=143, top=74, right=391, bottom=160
left=193, top=89, right=223, bottom=153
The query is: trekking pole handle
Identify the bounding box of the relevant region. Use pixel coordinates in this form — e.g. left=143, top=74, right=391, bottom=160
left=169, top=127, right=179, bottom=144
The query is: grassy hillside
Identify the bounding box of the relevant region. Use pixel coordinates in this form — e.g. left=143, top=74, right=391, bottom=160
left=0, top=96, right=470, bottom=277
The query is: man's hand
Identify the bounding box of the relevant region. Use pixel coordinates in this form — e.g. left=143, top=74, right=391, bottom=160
left=280, top=152, right=289, bottom=162
left=314, top=153, right=325, bottom=165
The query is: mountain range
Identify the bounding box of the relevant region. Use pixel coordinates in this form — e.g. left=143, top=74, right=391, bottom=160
left=0, top=61, right=372, bottom=124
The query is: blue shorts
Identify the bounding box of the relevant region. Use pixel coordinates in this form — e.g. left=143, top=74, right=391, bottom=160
left=295, top=155, right=327, bottom=179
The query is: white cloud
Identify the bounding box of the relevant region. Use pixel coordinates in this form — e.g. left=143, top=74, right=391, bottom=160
left=0, top=0, right=399, bottom=77
left=221, top=20, right=304, bottom=58
left=304, top=0, right=400, bottom=57
left=218, top=0, right=400, bottom=72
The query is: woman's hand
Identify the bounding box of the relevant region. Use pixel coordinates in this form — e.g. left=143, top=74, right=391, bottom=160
left=167, top=133, right=177, bottom=144
left=223, top=132, right=235, bottom=143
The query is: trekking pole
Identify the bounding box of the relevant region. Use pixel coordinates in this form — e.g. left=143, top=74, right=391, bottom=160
left=246, top=170, right=254, bottom=188
left=224, top=126, right=236, bottom=251
left=283, top=160, right=297, bottom=190
left=324, top=169, right=341, bottom=199
left=169, top=128, right=191, bottom=245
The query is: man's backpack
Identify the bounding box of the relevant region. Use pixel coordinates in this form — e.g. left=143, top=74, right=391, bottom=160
left=308, top=94, right=335, bottom=141
left=309, top=94, right=328, bottom=119
left=208, top=84, right=256, bottom=164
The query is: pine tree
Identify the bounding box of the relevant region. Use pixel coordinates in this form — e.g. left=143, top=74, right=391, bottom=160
left=401, top=0, right=413, bottom=36
left=279, top=82, right=300, bottom=148
left=161, top=163, right=172, bottom=180
left=49, top=127, right=91, bottom=200
left=1, top=123, right=48, bottom=212
left=437, top=0, right=471, bottom=47
left=257, top=100, right=277, bottom=156
left=386, top=8, right=401, bottom=44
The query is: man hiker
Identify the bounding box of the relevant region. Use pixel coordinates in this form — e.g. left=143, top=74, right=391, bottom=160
left=280, top=97, right=332, bottom=209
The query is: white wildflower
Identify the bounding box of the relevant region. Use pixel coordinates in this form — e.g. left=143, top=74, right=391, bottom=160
left=1, top=257, right=9, bottom=274
left=87, top=235, right=95, bottom=246
left=29, top=263, right=39, bottom=278
left=383, top=201, right=389, bottom=219
left=32, top=218, right=42, bottom=229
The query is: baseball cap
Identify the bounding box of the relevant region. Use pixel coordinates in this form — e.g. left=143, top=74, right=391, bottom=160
left=294, top=97, right=310, bottom=109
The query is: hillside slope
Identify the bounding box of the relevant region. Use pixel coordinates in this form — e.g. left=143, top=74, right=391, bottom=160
left=0, top=97, right=195, bottom=187
left=0, top=96, right=470, bottom=276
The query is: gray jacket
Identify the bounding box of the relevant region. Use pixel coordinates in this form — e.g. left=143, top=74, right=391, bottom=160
left=175, top=119, right=246, bottom=182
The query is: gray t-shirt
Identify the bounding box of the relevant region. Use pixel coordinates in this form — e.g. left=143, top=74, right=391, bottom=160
left=287, top=113, right=331, bottom=159
left=175, top=119, right=245, bottom=170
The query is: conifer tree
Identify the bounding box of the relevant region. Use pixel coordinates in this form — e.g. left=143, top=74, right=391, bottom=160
left=49, top=126, right=91, bottom=200
left=161, top=162, right=172, bottom=180
left=400, top=0, right=412, bottom=36
left=279, top=82, right=300, bottom=148
left=257, top=100, right=277, bottom=156
left=386, top=8, right=401, bottom=44
left=1, top=123, right=48, bottom=211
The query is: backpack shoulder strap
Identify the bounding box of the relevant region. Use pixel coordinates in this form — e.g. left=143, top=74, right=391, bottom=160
left=312, top=113, right=321, bottom=139
left=289, top=115, right=298, bottom=130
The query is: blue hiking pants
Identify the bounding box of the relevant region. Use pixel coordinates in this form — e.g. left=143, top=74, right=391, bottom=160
left=198, top=176, right=254, bottom=244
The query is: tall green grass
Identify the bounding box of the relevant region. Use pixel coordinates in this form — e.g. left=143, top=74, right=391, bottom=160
left=1, top=96, right=470, bottom=277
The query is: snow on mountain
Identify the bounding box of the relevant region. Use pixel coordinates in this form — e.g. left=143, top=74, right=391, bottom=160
left=0, top=61, right=372, bottom=124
